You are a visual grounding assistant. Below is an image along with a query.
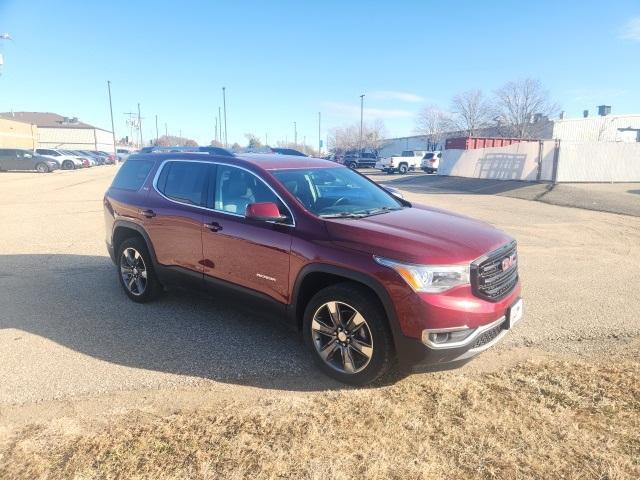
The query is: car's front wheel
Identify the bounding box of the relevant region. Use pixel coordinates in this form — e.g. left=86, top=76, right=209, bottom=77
left=62, top=160, right=75, bottom=170
left=117, top=237, right=162, bottom=303
left=303, top=282, right=394, bottom=385
left=348, top=161, right=358, bottom=169
left=35, top=162, right=49, bottom=173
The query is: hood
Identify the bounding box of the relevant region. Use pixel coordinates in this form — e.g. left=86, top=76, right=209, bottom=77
left=324, top=204, right=512, bottom=264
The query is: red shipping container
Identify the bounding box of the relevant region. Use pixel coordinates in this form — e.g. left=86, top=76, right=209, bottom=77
left=445, top=137, right=538, bottom=150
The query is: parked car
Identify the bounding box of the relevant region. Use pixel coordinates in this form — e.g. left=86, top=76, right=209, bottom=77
left=376, top=150, right=427, bottom=174
left=270, top=147, right=307, bottom=157
left=0, top=148, right=59, bottom=172
left=61, top=150, right=91, bottom=168
left=92, top=151, right=117, bottom=165
left=421, top=151, right=442, bottom=173
left=116, top=148, right=135, bottom=161
left=35, top=148, right=83, bottom=170
left=79, top=150, right=105, bottom=165
left=339, top=152, right=378, bottom=169
left=104, top=153, right=523, bottom=385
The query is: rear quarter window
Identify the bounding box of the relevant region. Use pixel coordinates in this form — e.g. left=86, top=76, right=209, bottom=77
left=111, top=160, right=154, bottom=191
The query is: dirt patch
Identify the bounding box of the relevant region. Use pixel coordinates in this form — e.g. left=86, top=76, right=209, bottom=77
left=2, top=357, right=638, bottom=479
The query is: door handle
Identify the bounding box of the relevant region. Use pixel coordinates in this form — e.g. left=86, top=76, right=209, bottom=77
left=204, top=221, right=223, bottom=232
left=140, top=209, right=156, bottom=218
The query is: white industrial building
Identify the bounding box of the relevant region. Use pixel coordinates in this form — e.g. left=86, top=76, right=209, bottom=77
left=379, top=110, right=640, bottom=158
left=0, top=112, right=115, bottom=152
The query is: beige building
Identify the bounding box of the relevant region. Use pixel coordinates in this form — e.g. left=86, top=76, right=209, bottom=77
left=0, top=112, right=114, bottom=153
left=0, top=117, right=38, bottom=149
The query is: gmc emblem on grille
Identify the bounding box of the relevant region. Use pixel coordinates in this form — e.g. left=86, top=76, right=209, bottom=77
left=501, top=254, right=517, bottom=271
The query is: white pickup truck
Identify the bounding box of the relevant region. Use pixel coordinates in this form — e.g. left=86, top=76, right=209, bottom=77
left=375, top=150, right=427, bottom=174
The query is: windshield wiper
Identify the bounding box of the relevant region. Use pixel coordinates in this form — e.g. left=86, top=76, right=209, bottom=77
left=319, top=212, right=368, bottom=219
left=320, top=206, right=402, bottom=219
left=353, top=206, right=403, bottom=217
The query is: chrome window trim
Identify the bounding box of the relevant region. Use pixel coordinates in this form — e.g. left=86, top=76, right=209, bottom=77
left=151, top=158, right=296, bottom=227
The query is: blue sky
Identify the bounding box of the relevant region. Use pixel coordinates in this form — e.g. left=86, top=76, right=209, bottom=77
left=1, top=0, right=639, bottom=146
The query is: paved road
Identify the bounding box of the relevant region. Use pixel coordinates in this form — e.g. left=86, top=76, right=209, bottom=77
left=0, top=166, right=639, bottom=405
left=364, top=169, right=640, bottom=217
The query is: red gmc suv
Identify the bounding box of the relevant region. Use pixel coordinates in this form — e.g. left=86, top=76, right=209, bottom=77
left=104, top=152, right=522, bottom=385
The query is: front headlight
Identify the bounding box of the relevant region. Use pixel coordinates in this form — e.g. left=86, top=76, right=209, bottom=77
left=374, top=256, right=470, bottom=293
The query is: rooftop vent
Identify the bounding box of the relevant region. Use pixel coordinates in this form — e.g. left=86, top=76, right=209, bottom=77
left=583, top=110, right=589, bottom=118
left=598, top=105, right=611, bottom=116
left=559, top=111, right=565, bottom=120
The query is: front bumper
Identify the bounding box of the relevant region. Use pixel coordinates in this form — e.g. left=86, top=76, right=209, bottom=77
left=393, top=288, right=523, bottom=367
left=396, top=312, right=516, bottom=368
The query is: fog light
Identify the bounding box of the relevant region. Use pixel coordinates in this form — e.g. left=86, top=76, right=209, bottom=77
left=422, top=327, right=474, bottom=347
left=429, top=332, right=450, bottom=344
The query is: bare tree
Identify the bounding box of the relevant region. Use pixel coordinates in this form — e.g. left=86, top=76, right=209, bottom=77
left=494, top=78, right=558, bottom=138
left=244, top=133, right=262, bottom=149
left=329, top=121, right=387, bottom=154
left=415, top=104, right=450, bottom=148
left=210, top=139, right=224, bottom=147
left=156, top=135, right=198, bottom=147
left=449, top=89, right=494, bottom=136
left=276, top=140, right=320, bottom=157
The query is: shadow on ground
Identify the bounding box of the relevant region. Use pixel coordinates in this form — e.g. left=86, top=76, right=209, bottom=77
left=0, top=254, right=356, bottom=392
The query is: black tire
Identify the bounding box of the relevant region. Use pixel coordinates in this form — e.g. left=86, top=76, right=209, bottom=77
left=35, top=162, right=49, bottom=173
left=398, top=163, right=408, bottom=174
left=348, top=161, right=358, bottom=169
left=62, top=160, right=75, bottom=170
left=302, top=282, right=395, bottom=385
left=116, top=236, right=162, bottom=303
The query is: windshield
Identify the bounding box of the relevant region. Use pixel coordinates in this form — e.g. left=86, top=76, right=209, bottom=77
left=272, top=167, right=402, bottom=218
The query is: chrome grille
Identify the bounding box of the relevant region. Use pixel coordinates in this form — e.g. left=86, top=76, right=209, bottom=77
left=471, top=241, right=518, bottom=301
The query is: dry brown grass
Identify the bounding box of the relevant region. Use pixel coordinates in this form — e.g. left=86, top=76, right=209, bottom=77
left=1, top=358, right=638, bottom=480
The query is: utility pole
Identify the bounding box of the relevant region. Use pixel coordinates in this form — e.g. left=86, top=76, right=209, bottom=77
left=303, top=136, right=306, bottom=153
left=218, top=107, right=222, bottom=146
left=318, top=112, right=321, bottom=155
left=293, top=121, right=297, bottom=146
left=214, top=117, right=218, bottom=143
left=265, top=132, right=268, bottom=146
left=222, top=87, right=228, bottom=147
left=107, top=81, right=118, bottom=161
left=165, top=122, right=168, bottom=137
left=155, top=114, right=159, bottom=145
left=137, top=103, right=143, bottom=147
left=359, top=94, right=365, bottom=154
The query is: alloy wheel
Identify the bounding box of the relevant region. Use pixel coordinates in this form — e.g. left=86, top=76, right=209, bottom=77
left=36, top=163, right=48, bottom=173
left=311, top=301, right=374, bottom=374
left=120, top=247, right=148, bottom=296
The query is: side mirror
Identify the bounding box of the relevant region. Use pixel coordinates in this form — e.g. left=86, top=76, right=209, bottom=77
left=246, top=202, right=287, bottom=223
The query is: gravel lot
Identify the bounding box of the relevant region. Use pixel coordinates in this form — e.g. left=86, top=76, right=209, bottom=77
left=0, top=166, right=638, bottom=408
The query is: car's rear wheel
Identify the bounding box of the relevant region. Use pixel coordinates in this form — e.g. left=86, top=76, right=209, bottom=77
left=303, top=282, right=394, bottom=385
left=35, top=162, right=49, bottom=173
left=398, top=164, right=408, bottom=174
left=117, top=237, right=162, bottom=303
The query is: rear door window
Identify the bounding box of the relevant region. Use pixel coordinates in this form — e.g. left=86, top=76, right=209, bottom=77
left=111, top=159, right=154, bottom=191
left=156, top=161, right=209, bottom=206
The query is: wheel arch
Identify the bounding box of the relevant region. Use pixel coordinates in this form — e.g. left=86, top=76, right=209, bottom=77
left=291, top=264, right=402, bottom=348
left=112, top=220, right=158, bottom=266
